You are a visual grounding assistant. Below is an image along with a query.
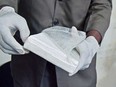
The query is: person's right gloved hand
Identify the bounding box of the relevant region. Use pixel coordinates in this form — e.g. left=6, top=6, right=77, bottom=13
left=0, top=6, right=30, bottom=55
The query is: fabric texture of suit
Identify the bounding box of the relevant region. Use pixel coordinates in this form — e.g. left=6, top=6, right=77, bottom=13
left=0, top=0, right=112, bottom=87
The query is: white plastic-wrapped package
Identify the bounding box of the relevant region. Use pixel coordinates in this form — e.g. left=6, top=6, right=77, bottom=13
left=24, top=26, right=86, bottom=75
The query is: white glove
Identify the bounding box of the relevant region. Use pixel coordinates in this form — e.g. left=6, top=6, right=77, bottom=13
left=0, top=6, right=30, bottom=55
left=69, top=36, right=99, bottom=76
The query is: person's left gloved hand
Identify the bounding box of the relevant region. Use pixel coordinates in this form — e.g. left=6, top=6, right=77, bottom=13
left=69, top=36, right=99, bottom=76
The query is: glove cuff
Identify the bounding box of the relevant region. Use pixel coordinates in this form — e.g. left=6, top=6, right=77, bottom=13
left=0, top=6, right=15, bottom=16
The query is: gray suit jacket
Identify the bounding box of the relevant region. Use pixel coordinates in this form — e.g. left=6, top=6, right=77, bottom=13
left=0, top=0, right=112, bottom=87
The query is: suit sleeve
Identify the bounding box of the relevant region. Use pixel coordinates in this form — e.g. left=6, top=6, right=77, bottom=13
left=0, top=0, right=19, bottom=11
left=85, top=0, right=112, bottom=38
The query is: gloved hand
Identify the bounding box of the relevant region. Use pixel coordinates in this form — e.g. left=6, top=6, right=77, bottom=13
left=69, top=36, right=99, bottom=76
left=0, top=6, right=30, bottom=55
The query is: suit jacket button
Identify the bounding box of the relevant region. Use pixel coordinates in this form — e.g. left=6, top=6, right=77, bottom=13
left=53, top=19, right=59, bottom=25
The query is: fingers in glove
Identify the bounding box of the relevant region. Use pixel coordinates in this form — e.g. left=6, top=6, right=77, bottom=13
left=81, top=64, right=89, bottom=70
left=0, top=38, right=16, bottom=51
left=0, top=45, right=20, bottom=55
left=1, top=37, right=29, bottom=54
left=1, top=27, right=25, bottom=54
